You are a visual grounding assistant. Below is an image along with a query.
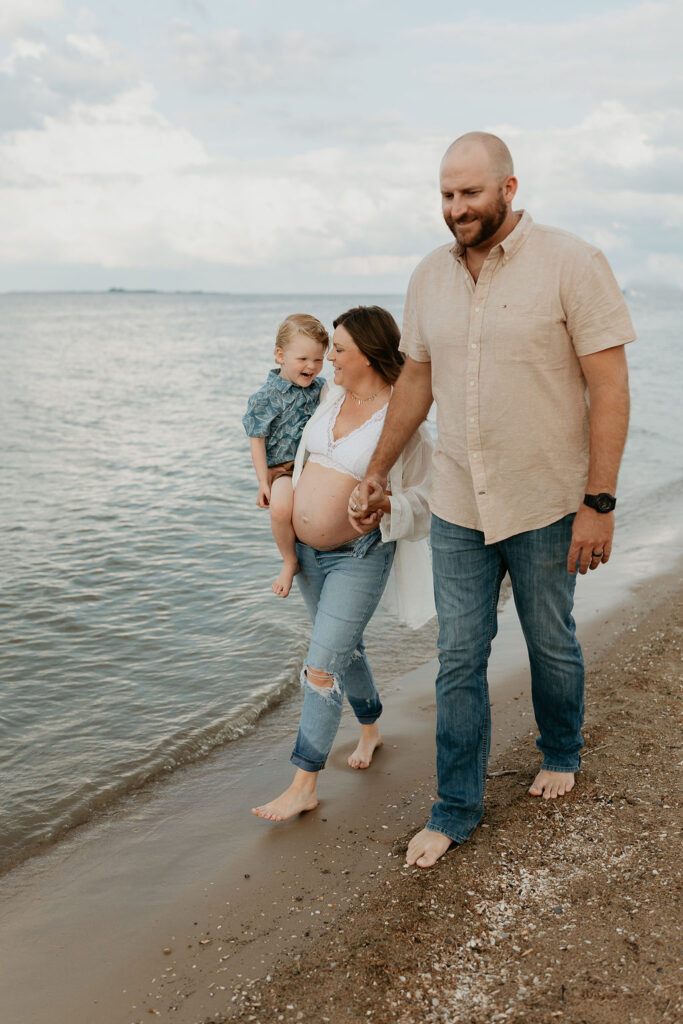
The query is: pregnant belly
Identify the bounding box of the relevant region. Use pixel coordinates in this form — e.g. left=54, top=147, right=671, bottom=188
left=293, top=462, right=361, bottom=550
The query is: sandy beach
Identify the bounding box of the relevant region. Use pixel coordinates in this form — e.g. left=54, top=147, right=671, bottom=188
left=1, top=541, right=681, bottom=1024
left=223, top=583, right=682, bottom=1024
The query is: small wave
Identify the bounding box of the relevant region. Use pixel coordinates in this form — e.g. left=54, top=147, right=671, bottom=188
left=0, top=646, right=306, bottom=877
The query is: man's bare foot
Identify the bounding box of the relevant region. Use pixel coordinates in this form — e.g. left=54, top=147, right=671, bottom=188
left=529, top=769, right=575, bottom=799
left=251, top=771, right=319, bottom=821
left=406, top=827, right=453, bottom=868
left=272, top=559, right=299, bottom=598
left=347, top=725, right=383, bottom=769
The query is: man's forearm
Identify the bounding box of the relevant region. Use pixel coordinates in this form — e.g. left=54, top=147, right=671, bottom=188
left=581, top=346, right=630, bottom=493
left=366, top=357, right=433, bottom=481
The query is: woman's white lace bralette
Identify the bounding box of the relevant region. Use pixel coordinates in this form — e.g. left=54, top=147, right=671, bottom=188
left=305, top=393, right=388, bottom=482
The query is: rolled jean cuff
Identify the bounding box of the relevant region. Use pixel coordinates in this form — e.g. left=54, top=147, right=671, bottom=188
left=540, top=759, right=581, bottom=773
left=425, top=821, right=469, bottom=846
left=290, top=751, right=325, bottom=773
left=353, top=702, right=383, bottom=725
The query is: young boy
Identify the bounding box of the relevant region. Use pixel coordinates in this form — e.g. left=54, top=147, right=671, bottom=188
left=243, top=314, right=328, bottom=596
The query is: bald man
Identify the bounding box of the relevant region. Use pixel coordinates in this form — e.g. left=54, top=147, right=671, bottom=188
left=350, top=132, right=635, bottom=867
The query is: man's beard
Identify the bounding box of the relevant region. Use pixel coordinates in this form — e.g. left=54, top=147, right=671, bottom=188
left=448, top=190, right=508, bottom=248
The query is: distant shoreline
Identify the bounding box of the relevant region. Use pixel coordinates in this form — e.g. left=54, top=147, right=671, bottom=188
left=0, top=289, right=407, bottom=297
left=1, top=284, right=681, bottom=298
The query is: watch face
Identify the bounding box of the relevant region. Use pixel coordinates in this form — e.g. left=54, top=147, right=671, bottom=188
left=596, top=493, right=615, bottom=512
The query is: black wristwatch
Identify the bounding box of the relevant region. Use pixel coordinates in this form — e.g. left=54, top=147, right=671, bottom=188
left=583, top=492, right=617, bottom=513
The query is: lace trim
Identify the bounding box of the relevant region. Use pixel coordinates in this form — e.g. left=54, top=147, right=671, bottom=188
left=307, top=453, right=363, bottom=481
left=327, top=394, right=388, bottom=451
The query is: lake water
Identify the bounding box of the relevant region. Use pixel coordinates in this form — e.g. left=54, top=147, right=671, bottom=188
left=1, top=286, right=682, bottom=874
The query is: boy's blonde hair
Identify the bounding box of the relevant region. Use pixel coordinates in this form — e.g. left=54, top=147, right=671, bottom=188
left=275, top=313, right=329, bottom=352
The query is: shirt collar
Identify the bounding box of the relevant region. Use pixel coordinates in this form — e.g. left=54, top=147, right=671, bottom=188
left=268, top=367, right=296, bottom=392
left=450, top=209, right=534, bottom=264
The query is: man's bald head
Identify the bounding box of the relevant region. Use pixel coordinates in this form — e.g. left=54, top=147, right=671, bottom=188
left=439, top=131, right=518, bottom=251
left=442, top=132, right=514, bottom=183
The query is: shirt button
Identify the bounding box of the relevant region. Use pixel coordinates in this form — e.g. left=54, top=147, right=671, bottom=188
left=475, top=307, right=480, bottom=313
left=469, top=417, right=475, bottom=423
left=471, top=343, right=478, bottom=349
left=469, top=381, right=475, bottom=387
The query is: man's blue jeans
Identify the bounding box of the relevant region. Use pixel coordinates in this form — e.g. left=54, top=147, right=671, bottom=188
left=427, top=513, right=584, bottom=845
left=291, top=529, right=396, bottom=773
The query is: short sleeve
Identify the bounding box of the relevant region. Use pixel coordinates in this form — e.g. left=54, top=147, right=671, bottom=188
left=242, top=388, right=279, bottom=438
left=564, top=248, right=636, bottom=357
left=399, top=267, right=431, bottom=363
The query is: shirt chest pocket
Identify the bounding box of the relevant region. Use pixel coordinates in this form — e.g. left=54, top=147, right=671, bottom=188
left=491, top=299, right=569, bottom=367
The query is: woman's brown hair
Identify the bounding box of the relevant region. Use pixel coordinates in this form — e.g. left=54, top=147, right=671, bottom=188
left=332, top=305, right=404, bottom=384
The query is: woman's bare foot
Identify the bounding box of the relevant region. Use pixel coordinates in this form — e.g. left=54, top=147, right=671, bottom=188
left=529, top=769, right=575, bottom=799
left=347, top=724, right=383, bottom=769
left=406, top=827, right=453, bottom=868
left=272, top=558, right=299, bottom=598
left=251, top=769, right=318, bottom=821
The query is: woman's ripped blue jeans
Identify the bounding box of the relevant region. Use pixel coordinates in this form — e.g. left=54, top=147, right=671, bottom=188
left=291, top=530, right=396, bottom=773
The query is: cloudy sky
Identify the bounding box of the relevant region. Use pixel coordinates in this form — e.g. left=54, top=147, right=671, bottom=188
left=1, top=0, right=681, bottom=293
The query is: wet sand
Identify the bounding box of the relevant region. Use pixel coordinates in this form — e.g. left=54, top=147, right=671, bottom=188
left=0, top=535, right=681, bottom=1024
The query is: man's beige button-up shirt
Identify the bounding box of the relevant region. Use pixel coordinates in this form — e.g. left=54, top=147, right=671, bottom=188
left=399, top=212, right=636, bottom=544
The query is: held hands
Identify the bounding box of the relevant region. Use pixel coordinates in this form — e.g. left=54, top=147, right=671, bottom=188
left=567, top=506, right=614, bottom=574
left=348, top=476, right=388, bottom=535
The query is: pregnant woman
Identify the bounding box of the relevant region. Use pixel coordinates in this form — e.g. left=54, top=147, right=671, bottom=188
left=252, top=305, right=434, bottom=822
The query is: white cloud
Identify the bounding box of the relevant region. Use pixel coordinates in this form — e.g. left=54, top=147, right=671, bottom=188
left=0, top=26, right=139, bottom=130
left=324, top=254, right=426, bottom=276
left=65, top=33, right=110, bottom=61
left=0, top=85, right=444, bottom=271
left=167, top=20, right=355, bottom=94
left=647, top=252, right=683, bottom=286
left=413, top=2, right=683, bottom=109
left=0, top=0, right=63, bottom=37
left=1, top=38, right=48, bottom=69
left=0, top=74, right=679, bottom=290
left=0, top=1, right=680, bottom=290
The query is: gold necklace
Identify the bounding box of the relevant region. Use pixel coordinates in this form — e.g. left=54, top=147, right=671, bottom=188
left=348, top=384, right=389, bottom=406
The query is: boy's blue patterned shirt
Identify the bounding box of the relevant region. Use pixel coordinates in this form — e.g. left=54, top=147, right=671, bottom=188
left=243, top=369, right=325, bottom=466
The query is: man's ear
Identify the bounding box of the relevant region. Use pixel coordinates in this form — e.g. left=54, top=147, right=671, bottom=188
left=504, top=175, right=518, bottom=203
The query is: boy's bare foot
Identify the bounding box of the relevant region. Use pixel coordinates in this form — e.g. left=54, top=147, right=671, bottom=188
left=406, top=827, right=453, bottom=868
left=272, top=559, right=299, bottom=598
left=528, top=769, right=575, bottom=799
left=347, top=725, right=383, bottom=769
left=251, top=771, right=318, bottom=822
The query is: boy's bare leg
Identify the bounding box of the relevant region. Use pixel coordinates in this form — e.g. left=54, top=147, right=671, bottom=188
left=269, top=476, right=299, bottom=597
left=251, top=768, right=319, bottom=821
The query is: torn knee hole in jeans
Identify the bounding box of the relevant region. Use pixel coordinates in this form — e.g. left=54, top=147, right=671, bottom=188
left=302, top=665, right=342, bottom=697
